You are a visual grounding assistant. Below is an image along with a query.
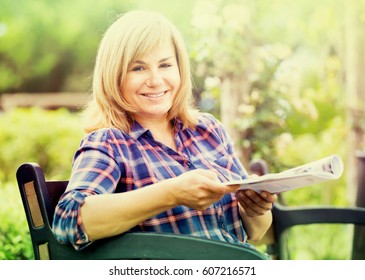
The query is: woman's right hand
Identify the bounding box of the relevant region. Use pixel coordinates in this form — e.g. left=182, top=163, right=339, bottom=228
left=79, top=169, right=238, bottom=242
left=169, top=169, right=240, bottom=210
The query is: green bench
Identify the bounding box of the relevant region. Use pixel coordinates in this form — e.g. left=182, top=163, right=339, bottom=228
left=16, top=160, right=365, bottom=260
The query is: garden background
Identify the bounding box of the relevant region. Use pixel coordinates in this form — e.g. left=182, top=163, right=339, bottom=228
left=1, top=0, right=365, bottom=259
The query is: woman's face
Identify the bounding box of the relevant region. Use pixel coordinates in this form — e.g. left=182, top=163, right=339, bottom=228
left=122, top=42, right=181, bottom=123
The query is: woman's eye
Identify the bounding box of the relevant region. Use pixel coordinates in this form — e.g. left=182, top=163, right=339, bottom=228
left=160, top=63, right=172, bottom=68
left=131, top=66, right=145, bottom=72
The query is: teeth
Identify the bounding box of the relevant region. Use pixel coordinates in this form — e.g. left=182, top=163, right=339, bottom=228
left=143, top=92, right=165, bottom=98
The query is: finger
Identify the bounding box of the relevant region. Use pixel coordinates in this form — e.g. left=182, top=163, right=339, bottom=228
left=224, top=184, right=241, bottom=193
left=204, top=181, right=239, bottom=195
left=239, top=197, right=265, bottom=216
left=237, top=190, right=273, bottom=212
left=260, top=191, right=277, bottom=203
left=246, top=190, right=273, bottom=208
left=244, top=190, right=263, bottom=204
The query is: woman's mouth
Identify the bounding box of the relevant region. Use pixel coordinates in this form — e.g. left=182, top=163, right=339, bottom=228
left=141, top=91, right=167, bottom=99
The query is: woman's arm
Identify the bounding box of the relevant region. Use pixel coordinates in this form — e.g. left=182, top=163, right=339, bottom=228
left=235, top=190, right=277, bottom=242
left=81, top=169, right=240, bottom=241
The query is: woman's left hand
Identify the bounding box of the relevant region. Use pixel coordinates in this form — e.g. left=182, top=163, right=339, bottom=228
left=235, top=189, right=277, bottom=217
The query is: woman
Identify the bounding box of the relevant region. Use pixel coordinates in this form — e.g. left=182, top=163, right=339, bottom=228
left=52, top=10, right=276, bottom=250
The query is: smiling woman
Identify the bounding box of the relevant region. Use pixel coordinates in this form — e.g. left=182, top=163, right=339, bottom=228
left=51, top=10, right=276, bottom=252
left=83, top=10, right=197, bottom=134
left=123, top=42, right=181, bottom=132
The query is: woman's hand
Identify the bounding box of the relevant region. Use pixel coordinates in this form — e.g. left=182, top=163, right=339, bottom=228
left=235, top=189, right=277, bottom=217
left=170, top=169, right=240, bottom=210
left=235, top=187, right=277, bottom=241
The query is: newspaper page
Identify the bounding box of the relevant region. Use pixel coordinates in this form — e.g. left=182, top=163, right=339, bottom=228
left=224, top=154, right=344, bottom=193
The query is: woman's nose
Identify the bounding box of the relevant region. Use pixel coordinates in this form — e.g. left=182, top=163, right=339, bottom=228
left=146, top=69, right=163, bottom=87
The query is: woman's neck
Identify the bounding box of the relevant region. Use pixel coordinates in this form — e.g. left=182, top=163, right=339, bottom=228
left=136, top=116, right=169, bottom=131
left=135, top=117, right=177, bottom=151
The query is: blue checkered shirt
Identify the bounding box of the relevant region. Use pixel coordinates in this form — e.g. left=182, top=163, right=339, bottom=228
left=52, top=113, right=251, bottom=250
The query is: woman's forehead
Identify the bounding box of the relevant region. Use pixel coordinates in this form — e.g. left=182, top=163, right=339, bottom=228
left=131, top=40, right=176, bottom=63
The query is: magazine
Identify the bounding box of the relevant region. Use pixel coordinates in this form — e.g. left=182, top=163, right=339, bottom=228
left=224, top=154, right=344, bottom=193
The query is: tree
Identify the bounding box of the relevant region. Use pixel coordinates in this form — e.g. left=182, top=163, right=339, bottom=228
left=0, top=0, right=197, bottom=94
left=191, top=0, right=349, bottom=176
left=0, top=0, right=133, bottom=93
left=344, top=0, right=365, bottom=203
left=191, top=0, right=258, bottom=167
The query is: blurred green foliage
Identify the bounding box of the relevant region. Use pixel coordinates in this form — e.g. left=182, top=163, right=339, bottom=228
left=284, top=224, right=353, bottom=260
left=190, top=0, right=347, bottom=172
left=0, top=0, right=133, bottom=92
left=190, top=0, right=349, bottom=209
left=0, top=108, right=84, bottom=182
left=0, top=108, right=84, bottom=259
left=0, top=182, right=33, bottom=260
left=0, top=0, right=196, bottom=93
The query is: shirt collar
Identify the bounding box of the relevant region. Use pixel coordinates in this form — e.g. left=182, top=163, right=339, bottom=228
left=129, top=122, right=149, bottom=140
left=129, top=118, right=184, bottom=140
left=172, top=118, right=184, bottom=132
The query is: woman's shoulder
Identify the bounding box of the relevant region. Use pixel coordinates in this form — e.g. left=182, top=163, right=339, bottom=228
left=81, top=128, right=128, bottom=144
left=193, top=113, right=231, bottom=144
left=197, top=112, right=224, bottom=130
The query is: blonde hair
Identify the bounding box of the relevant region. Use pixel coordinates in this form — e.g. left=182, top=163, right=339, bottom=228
left=83, top=10, right=199, bottom=133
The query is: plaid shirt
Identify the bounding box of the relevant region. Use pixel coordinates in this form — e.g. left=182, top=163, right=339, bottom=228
left=52, top=113, right=250, bottom=250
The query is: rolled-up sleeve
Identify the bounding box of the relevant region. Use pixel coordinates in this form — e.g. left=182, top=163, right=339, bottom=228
left=52, top=190, right=90, bottom=250
left=52, top=129, right=121, bottom=250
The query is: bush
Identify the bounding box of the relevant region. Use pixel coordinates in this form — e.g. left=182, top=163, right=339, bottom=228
left=0, top=182, right=33, bottom=259
left=0, top=107, right=84, bottom=181
left=284, top=224, right=353, bottom=260
left=0, top=107, right=84, bottom=259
